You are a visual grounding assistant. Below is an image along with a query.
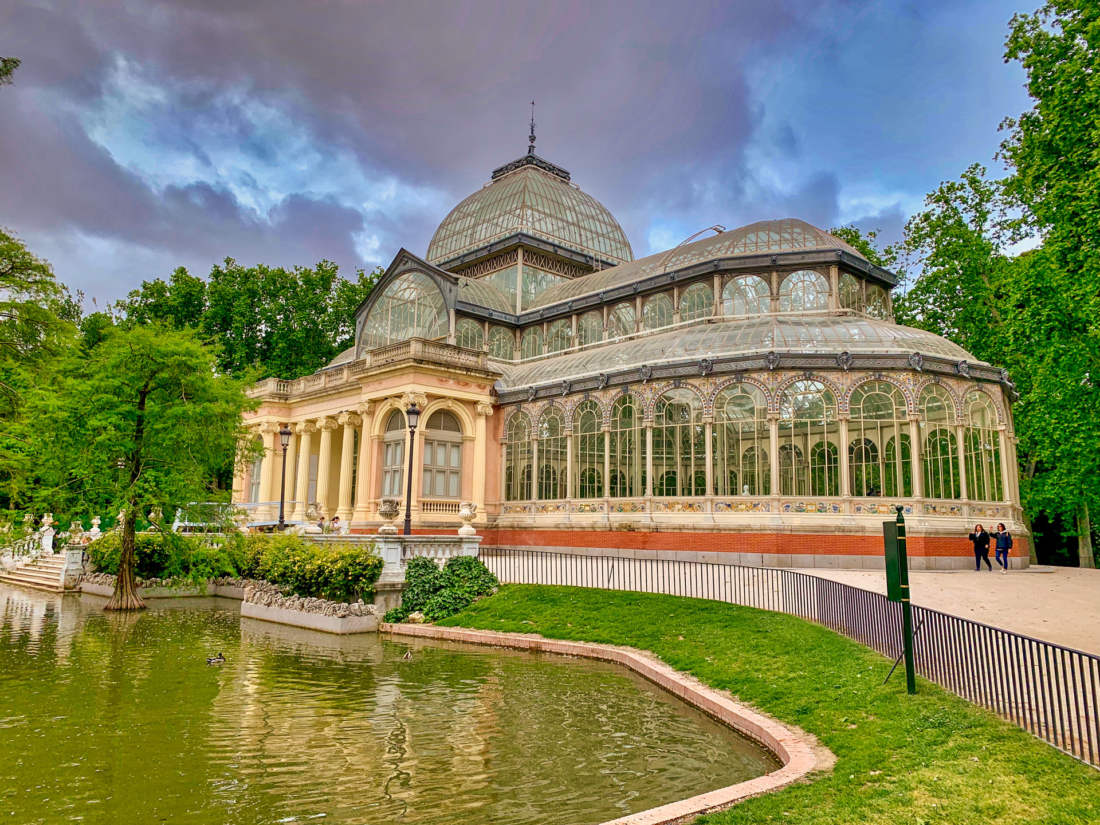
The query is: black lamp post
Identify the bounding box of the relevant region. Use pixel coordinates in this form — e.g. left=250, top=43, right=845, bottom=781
left=403, top=402, right=421, bottom=536
left=277, top=425, right=292, bottom=531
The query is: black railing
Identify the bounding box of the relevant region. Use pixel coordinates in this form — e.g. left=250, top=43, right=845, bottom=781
left=481, top=548, right=1100, bottom=769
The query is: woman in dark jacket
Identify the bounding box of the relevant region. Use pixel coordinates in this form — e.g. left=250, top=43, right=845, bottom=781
left=991, top=523, right=1013, bottom=573
left=968, top=524, right=992, bottom=571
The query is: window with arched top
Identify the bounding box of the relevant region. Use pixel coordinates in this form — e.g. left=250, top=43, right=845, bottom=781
left=609, top=394, right=645, bottom=497
left=381, top=410, right=406, bottom=498
left=455, top=318, right=484, bottom=350
left=713, top=385, right=769, bottom=496
left=537, top=408, right=566, bottom=499
left=653, top=390, right=706, bottom=496
left=520, top=327, right=543, bottom=359
left=642, top=293, right=674, bottom=330
left=722, top=275, right=770, bottom=316
left=422, top=410, right=463, bottom=499
left=964, top=391, right=1003, bottom=501
left=504, top=413, right=532, bottom=501
left=866, top=284, right=889, bottom=319
left=572, top=400, right=604, bottom=498
left=546, top=319, right=572, bottom=353
left=679, top=282, right=714, bottom=322
left=488, top=325, right=514, bottom=360
left=778, top=380, right=839, bottom=496
left=778, top=270, right=829, bottom=312
left=848, top=381, right=911, bottom=497
left=576, top=311, right=603, bottom=347
left=919, top=385, right=960, bottom=500
left=361, top=271, right=447, bottom=349
left=839, top=273, right=863, bottom=311
left=607, top=301, right=636, bottom=338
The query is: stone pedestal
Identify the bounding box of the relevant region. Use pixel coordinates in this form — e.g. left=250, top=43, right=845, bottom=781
left=61, top=546, right=84, bottom=590
left=372, top=580, right=405, bottom=614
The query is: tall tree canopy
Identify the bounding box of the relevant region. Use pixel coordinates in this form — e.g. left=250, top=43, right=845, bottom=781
left=0, top=57, right=19, bottom=85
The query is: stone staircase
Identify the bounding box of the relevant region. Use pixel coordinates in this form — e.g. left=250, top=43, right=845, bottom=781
left=0, top=552, right=68, bottom=592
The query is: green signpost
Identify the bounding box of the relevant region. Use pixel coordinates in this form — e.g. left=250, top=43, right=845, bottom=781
left=883, top=506, right=917, bottom=694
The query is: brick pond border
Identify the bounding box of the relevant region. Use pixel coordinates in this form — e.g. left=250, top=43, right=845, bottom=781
left=382, top=623, right=833, bottom=825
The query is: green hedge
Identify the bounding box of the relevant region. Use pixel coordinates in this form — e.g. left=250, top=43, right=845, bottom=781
left=385, top=555, right=498, bottom=622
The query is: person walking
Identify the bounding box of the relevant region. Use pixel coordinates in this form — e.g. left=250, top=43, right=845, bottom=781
left=991, top=522, right=1013, bottom=573
left=968, top=524, right=993, bottom=571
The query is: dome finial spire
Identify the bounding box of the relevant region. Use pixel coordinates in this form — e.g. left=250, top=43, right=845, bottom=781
left=528, top=100, right=536, bottom=155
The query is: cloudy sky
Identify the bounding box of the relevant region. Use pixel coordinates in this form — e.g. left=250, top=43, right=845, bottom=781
left=1, top=0, right=1033, bottom=303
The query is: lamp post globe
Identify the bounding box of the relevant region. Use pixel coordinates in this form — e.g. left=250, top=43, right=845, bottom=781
left=277, top=425, right=292, bottom=532
left=403, top=403, right=420, bottom=536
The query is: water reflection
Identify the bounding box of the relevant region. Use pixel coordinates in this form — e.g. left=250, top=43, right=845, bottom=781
left=0, top=584, right=776, bottom=825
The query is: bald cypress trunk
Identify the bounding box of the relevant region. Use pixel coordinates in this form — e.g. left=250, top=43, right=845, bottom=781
left=106, top=507, right=145, bottom=610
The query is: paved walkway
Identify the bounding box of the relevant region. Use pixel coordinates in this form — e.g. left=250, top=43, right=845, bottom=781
left=795, top=566, right=1100, bottom=655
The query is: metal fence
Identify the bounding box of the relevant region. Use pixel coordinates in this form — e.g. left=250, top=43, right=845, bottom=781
left=481, top=548, right=1100, bottom=769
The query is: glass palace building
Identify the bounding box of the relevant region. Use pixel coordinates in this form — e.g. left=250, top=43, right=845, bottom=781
left=236, top=146, right=1027, bottom=569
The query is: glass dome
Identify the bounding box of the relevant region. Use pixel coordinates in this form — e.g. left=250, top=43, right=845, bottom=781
left=427, top=163, right=633, bottom=266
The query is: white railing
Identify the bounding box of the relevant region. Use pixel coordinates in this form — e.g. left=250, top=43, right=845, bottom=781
left=420, top=499, right=462, bottom=515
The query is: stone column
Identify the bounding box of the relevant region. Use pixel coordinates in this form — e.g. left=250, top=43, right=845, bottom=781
left=316, top=417, right=339, bottom=518
left=336, top=411, right=362, bottom=523
left=769, top=416, right=780, bottom=497
left=353, top=403, right=374, bottom=523
left=909, top=419, right=923, bottom=499
left=955, top=424, right=969, bottom=501
left=257, top=422, right=279, bottom=520
left=473, top=402, right=492, bottom=520
left=703, top=420, right=714, bottom=496
left=291, top=422, right=315, bottom=521
left=838, top=417, right=851, bottom=498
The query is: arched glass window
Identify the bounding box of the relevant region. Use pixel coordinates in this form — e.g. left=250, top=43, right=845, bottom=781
left=778, top=381, right=839, bottom=496
left=965, top=391, right=1003, bottom=501
left=609, top=394, right=645, bottom=497
left=572, top=400, right=604, bottom=498
left=248, top=439, right=263, bottom=503
left=576, top=311, right=603, bottom=347
left=520, top=327, right=543, bottom=359
left=778, top=270, right=829, bottom=312
left=546, top=319, right=572, bottom=353
left=504, top=413, right=532, bottom=501
left=866, top=285, right=889, bottom=320
left=361, top=271, right=447, bottom=349
left=607, top=301, right=636, bottom=338
left=713, top=385, right=769, bottom=496
left=455, top=318, right=484, bottom=350
left=537, top=407, right=566, bottom=499
left=839, top=273, right=863, bottom=311
left=920, top=385, right=960, bottom=500
left=381, top=410, right=406, bottom=499
left=642, top=293, right=674, bottom=330
left=679, top=282, right=714, bottom=322
left=722, top=275, right=770, bottom=316
left=488, top=325, right=514, bottom=360
left=849, top=381, right=911, bottom=497
left=653, top=390, right=706, bottom=496
left=422, top=411, right=462, bottom=499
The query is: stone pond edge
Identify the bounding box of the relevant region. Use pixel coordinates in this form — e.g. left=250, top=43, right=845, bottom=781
left=382, top=622, right=834, bottom=825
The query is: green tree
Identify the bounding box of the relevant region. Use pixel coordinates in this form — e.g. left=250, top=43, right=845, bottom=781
left=0, top=57, right=19, bottom=85
left=15, top=325, right=255, bottom=608
left=829, top=225, right=903, bottom=272
left=117, top=267, right=206, bottom=330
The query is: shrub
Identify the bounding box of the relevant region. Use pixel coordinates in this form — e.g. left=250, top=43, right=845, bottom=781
left=86, top=532, right=182, bottom=579
left=386, top=555, right=497, bottom=622
left=247, top=534, right=382, bottom=602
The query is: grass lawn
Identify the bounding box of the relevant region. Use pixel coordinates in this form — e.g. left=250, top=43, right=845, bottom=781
left=438, top=585, right=1099, bottom=824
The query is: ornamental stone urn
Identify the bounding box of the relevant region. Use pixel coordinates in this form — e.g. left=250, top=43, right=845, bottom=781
left=87, top=516, right=102, bottom=541
left=377, top=498, right=400, bottom=535
left=458, top=502, right=477, bottom=537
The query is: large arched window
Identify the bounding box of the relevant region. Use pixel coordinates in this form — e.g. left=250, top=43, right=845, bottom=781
left=609, top=394, right=645, bottom=497
left=919, top=385, right=960, bottom=500
left=722, top=275, right=770, bottom=316
left=713, top=385, right=769, bottom=496
left=537, top=407, right=567, bottom=499
left=778, top=381, right=839, bottom=496
left=381, top=410, right=406, bottom=499
left=642, top=293, right=674, bottom=330
left=577, top=311, right=603, bottom=347
left=361, top=271, right=447, bottom=349
left=504, top=413, right=532, bottom=501
left=572, top=400, right=604, bottom=498
left=653, top=390, right=706, bottom=496
left=422, top=411, right=463, bottom=499
left=520, top=327, right=543, bottom=359
left=679, top=282, right=714, bottom=322
left=965, top=391, right=1003, bottom=501
left=546, top=319, right=572, bottom=353
left=848, top=381, right=911, bottom=497
left=839, top=273, right=863, bottom=311
left=866, top=285, right=889, bottom=320
left=455, top=318, right=484, bottom=350
left=778, top=270, right=829, bottom=312
left=488, top=325, right=514, bottom=360
left=607, top=301, right=636, bottom=338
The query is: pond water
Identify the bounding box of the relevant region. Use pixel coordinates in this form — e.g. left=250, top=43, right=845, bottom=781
left=0, top=584, right=777, bottom=825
